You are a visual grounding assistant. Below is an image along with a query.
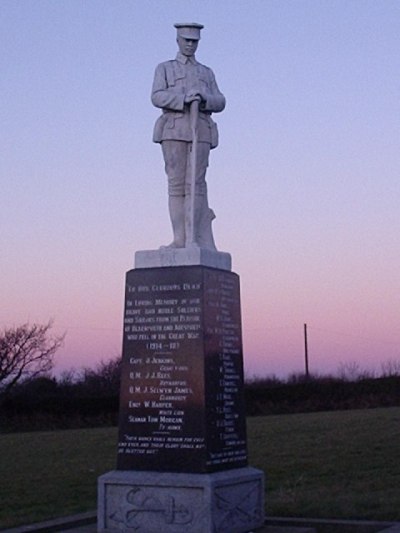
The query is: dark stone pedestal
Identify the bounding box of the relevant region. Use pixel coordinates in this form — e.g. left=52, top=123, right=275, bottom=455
left=98, top=265, right=264, bottom=532
left=117, top=265, right=248, bottom=473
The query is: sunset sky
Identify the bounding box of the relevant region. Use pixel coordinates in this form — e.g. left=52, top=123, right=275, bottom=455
left=1, top=0, right=399, bottom=379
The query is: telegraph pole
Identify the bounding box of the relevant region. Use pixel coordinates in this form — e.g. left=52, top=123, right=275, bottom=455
left=304, top=323, right=309, bottom=379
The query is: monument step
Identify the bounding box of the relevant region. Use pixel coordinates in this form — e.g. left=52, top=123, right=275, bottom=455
left=261, top=527, right=316, bottom=533
left=4, top=516, right=400, bottom=532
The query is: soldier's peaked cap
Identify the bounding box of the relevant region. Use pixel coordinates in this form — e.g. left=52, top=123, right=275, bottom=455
left=174, top=22, right=204, bottom=40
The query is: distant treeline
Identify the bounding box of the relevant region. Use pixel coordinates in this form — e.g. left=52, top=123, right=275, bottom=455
left=0, top=358, right=121, bottom=432
left=1, top=359, right=400, bottom=432
left=245, top=374, right=400, bottom=416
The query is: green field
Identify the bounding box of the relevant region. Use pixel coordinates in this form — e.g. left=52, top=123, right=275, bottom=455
left=1, top=407, right=399, bottom=529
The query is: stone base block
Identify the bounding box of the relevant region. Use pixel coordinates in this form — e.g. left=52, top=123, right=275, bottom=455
left=135, top=247, right=232, bottom=271
left=98, top=467, right=264, bottom=532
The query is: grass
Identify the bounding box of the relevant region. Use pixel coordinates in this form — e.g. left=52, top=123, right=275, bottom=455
left=247, top=406, right=400, bottom=521
left=0, top=427, right=117, bottom=529
left=1, top=407, right=399, bottom=529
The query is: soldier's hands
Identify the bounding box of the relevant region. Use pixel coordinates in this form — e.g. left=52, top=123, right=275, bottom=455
left=184, top=94, right=202, bottom=104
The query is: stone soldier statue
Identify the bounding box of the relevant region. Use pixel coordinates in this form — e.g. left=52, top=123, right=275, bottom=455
left=151, top=23, right=225, bottom=250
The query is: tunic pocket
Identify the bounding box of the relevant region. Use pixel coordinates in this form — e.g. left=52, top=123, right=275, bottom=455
left=210, top=118, right=219, bottom=149
left=153, top=114, right=167, bottom=143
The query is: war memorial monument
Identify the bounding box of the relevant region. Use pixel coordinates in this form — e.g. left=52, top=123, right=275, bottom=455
left=98, top=23, right=265, bottom=532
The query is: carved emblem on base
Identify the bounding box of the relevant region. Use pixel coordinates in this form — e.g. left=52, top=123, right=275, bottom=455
left=98, top=468, right=264, bottom=532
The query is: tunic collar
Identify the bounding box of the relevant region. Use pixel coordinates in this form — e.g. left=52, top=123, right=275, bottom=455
left=176, top=52, right=198, bottom=65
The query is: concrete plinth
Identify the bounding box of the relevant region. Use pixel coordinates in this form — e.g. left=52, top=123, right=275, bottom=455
left=135, top=247, right=232, bottom=271
left=98, top=467, right=264, bottom=533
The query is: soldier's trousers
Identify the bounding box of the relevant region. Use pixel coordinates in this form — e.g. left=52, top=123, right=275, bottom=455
left=161, top=140, right=210, bottom=197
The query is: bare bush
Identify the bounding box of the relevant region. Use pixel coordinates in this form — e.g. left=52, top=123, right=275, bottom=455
left=0, top=322, right=64, bottom=396
left=381, top=359, right=400, bottom=377
left=76, top=356, right=121, bottom=396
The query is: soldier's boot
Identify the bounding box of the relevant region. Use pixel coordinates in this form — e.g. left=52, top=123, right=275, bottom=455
left=162, top=195, right=185, bottom=248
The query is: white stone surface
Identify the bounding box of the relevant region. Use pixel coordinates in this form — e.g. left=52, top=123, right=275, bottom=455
left=151, top=23, right=225, bottom=251
left=135, top=246, right=232, bottom=271
left=98, top=467, right=264, bottom=533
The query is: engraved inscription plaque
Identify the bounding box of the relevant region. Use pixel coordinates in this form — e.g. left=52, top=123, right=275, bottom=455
left=117, top=266, right=248, bottom=473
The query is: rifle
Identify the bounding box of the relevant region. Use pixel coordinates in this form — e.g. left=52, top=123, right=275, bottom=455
left=188, top=99, right=200, bottom=246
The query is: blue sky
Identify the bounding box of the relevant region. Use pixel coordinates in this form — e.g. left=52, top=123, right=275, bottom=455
left=1, top=0, right=399, bottom=378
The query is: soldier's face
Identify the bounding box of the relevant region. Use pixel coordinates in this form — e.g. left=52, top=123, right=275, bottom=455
left=177, top=36, right=199, bottom=57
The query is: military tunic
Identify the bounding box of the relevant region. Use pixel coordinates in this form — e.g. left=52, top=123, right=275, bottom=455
left=152, top=52, right=225, bottom=148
